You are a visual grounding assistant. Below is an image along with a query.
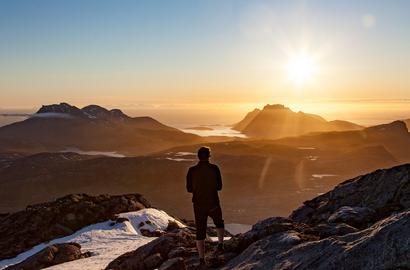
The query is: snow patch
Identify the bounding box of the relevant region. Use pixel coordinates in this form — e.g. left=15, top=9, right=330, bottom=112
left=225, top=223, right=252, bottom=235
left=0, top=208, right=183, bottom=270
left=209, top=237, right=231, bottom=242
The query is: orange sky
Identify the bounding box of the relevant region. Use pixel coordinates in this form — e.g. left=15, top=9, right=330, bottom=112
left=0, top=1, right=409, bottom=125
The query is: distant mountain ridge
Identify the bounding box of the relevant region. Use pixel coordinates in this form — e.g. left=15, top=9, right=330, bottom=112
left=275, top=120, right=410, bottom=163
left=35, top=103, right=168, bottom=128
left=36, top=103, right=141, bottom=122
left=234, top=104, right=363, bottom=139
left=1, top=120, right=406, bottom=222
left=0, top=102, right=202, bottom=155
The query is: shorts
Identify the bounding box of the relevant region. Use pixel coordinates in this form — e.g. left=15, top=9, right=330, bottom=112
left=193, top=204, right=224, bottom=240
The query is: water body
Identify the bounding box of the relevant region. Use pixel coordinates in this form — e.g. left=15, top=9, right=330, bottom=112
left=61, top=148, right=125, bottom=158
left=0, top=115, right=29, bottom=127
left=180, top=125, right=247, bottom=138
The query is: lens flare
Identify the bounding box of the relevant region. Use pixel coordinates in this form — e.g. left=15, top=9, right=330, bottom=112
left=286, top=54, right=318, bottom=86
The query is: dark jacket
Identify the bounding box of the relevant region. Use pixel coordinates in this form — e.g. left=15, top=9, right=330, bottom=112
left=186, top=160, right=222, bottom=207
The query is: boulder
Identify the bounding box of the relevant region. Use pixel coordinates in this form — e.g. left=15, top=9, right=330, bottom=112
left=4, top=243, right=89, bottom=270
left=327, top=206, right=375, bottom=228
left=167, top=247, right=192, bottom=258
left=305, top=223, right=358, bottom=238
left=165, top=220, right=181, bottom=232
left=158, top=257, right=186, bottom=270
left=223, top=217, right=309, bottom=254
left=220, top=231, right=304, bottom=270
left=144, top=253, right=163, bottom=269
left=140, top=229, right=166, bottom=237
left=106, top=235, right=179, bottom=270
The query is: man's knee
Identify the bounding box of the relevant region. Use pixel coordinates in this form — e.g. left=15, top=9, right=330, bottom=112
left=210, top=206, right=224, bottom=228
left=194, top=208, right=207, bottom=240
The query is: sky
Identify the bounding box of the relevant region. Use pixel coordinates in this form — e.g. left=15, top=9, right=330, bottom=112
left=0, top=0, right=409, bottom=125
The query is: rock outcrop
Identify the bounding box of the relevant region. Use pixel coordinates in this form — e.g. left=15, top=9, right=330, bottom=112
left=0, top=193, right=151, bottom=260
left=222, top=210, right=409, bottom=270
left=290, top=163, right=410, bottom=227
left=106, top=163, right=410, bottom=270
left=4, top=243, right=90, bottom=270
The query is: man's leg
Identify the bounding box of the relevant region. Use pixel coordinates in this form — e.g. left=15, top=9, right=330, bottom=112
left=210, top=205, right=225, bottom=251
left=196, top=240, right=205, bottom=261
left=194, top=204, right=207, bottom=262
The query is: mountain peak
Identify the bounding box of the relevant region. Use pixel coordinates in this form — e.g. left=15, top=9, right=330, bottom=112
left=108, top=108, right=128, bottom=119
left=366, top=120, right=409, bottom=135
left=81, top=105, right=129, bottom=120
left=37, top=102, right=85, bottom=117
left=82, top=105, right=109, bottom=114
left=35, top=102, right=130, bottom=120
left=262, top=104, right=290, bottom=111
left=235, top=103, right=363, bottom=138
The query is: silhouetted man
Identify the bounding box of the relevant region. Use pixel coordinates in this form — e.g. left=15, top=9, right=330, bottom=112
left=186, top=146, right=224, bottom=265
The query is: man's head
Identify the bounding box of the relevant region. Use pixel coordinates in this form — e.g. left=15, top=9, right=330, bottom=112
left=197, top=146, right=211, bottom=161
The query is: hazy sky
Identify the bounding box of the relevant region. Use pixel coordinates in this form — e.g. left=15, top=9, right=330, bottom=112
left=0, top=0, right=409, bottom=124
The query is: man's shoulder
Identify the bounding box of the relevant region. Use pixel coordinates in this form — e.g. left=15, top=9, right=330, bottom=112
left=188, top=164, right=199, bottom=170
left=188, top=162, right=219, bottom=170
left=209, top=163, right=220, bottom=170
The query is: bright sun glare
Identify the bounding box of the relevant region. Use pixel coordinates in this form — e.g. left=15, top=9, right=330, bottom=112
left=286, top=54, right=317, bottom=86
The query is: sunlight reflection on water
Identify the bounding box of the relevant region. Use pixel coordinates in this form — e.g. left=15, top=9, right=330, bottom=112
left=180, top=125, right=247, bottom=138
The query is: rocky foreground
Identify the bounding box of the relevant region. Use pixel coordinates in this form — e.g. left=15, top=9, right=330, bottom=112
left=1, top=164, right=409, bottom=270
left=106, top=163, right=410, bottom=270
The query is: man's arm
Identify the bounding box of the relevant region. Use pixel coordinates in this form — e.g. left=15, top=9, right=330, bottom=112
left=186, top=168, right=193, bottom=193
left=215, top=165, right=222, bottom=191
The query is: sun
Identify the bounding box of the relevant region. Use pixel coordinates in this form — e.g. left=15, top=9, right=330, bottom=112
left=286, top=54, right=317, bottom=86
